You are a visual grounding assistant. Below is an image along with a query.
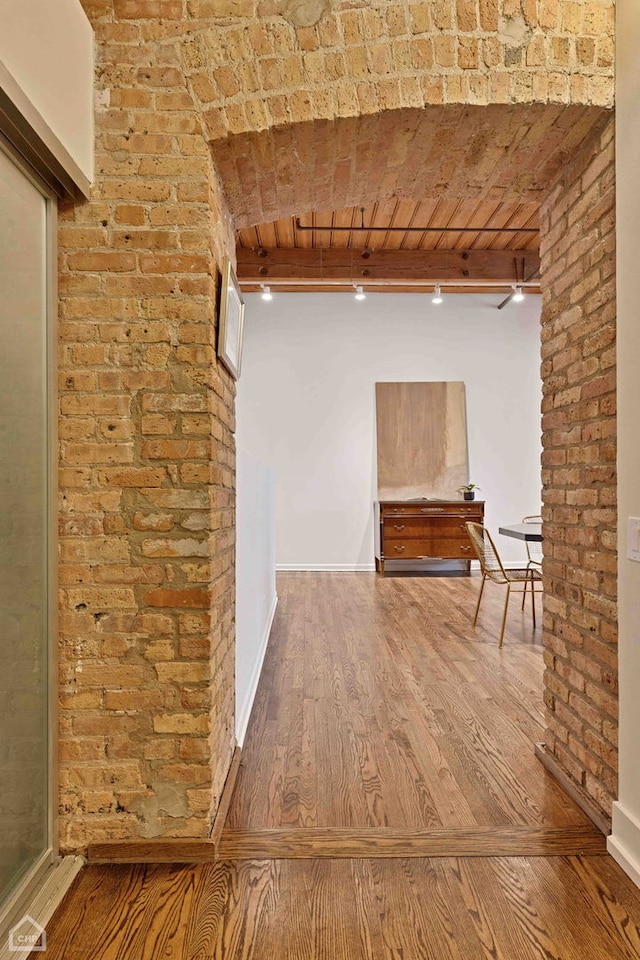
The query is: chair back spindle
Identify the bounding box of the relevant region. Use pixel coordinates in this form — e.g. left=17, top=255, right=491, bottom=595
left=465, top=522, right=508, bottom=583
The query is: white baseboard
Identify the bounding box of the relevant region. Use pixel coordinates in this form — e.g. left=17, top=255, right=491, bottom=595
left=275, top=562, right=501, bottom=573
left=608, top=802, right=640, bottom=890
left=275, top=561, right=525, bottom=574
left=0, top=856, right=84, bottom=959
left=235, top=594, right=278, bottom=747
left=276, top=563, right=376, bottom=571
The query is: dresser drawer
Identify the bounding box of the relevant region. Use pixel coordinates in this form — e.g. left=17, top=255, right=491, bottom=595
left=382, top=503, right=457, bottom=518
left=384, top=538, right=474, bottom=560
left=384, top=517, right=475, bottom=539
left=382, top=502, right=483, bottom=517
left=456, top=505, right=484, bottom=517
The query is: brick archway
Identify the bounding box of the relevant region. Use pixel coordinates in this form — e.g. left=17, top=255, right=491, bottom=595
left=56, top=0, right=616, bottom=851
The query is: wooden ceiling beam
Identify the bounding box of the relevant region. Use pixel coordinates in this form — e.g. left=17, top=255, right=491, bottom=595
left=236, top=247, right=540, bottom=284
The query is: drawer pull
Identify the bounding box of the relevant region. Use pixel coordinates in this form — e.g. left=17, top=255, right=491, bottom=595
left=460, top=545, right=471, bottom=552
left=393, top=545, right=406, bottom=553
left=420, top=507, right=445, bottom=513
left=393, top=523, right=405, bottom=531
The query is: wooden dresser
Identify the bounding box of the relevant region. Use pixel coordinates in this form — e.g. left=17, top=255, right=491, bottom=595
left=374, top=500, right=485, bottom=576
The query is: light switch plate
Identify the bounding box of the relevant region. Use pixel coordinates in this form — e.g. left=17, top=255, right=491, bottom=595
left=627, top=518, right=640, bottom=562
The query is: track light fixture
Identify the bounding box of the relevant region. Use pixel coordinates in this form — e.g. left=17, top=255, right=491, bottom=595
left=354, top=285, right=366, bottom=301
left=512, top=284, right=524, bottom=302
left=261, top=284, right=273, bottom=301
left=432, top=284, right=443, bottom=305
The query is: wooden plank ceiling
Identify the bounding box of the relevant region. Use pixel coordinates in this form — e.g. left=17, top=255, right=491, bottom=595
left=236, top=198, right=540, bottom=295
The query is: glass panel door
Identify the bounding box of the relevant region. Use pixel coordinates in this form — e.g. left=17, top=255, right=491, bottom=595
left=0, top=144, right=52, bottom=904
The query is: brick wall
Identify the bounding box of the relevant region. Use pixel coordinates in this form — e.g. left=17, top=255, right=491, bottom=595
left=58, top=0, right=236, bottom=850
left=185, top=0, right=614, bottom=142
left=539, top=113, right=617, bottom=821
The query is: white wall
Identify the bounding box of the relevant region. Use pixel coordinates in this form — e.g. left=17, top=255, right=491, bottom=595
left=608, top=0, right=640, bottom=888
left=0, top=0, right=94, bottom=187
left=237, top=292, right=542, bottom=570
left=235, top=450, right=277, bottom=746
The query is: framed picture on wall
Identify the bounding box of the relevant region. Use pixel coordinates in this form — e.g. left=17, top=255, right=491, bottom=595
left=217, top=258, right=245, bottom=380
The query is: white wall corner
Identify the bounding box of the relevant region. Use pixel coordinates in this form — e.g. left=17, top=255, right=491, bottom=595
left=607, top=802, right=640, bottom=890
left=235, top=594, right=278, bottom=747
left=616, top=0, right=640, bottom=900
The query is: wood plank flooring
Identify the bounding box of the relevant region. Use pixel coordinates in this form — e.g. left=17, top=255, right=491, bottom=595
left=225, top=572, right=590, bottom=838
left=41, top=571, right=640, bottom=959
left=43, top=856, right=640, bottom=960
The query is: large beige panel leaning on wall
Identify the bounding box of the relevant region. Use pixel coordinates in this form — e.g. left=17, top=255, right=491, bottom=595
left=376, top=381, right=469, bottom=500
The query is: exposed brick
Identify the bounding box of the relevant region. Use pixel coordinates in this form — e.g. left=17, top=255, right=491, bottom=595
left=58, top=0, right=237, bottom=854
left=144, top=588, right=211, bottom=608
left=153, top=713, right=210, bottom=735
left=540, top=114, right=617, bottom=824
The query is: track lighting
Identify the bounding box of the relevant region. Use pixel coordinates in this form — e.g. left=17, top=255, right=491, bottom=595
left=432, top=284, right=443, bottom=305
left=354, top=285, right=366, bottom=301
left=512, top=285, right=524, bottom=302
left=261, top=284, right=273, bottom=301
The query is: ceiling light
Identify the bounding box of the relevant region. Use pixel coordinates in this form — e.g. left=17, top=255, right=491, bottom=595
left=432, top=284, right=443, bottom=305
left=261, top=285, right=273, bottom=301
left=512, top=284, right=524, bottom=302
left=354, top=285, right=366, bottom=301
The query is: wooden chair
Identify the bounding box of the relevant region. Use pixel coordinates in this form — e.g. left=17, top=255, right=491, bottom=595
left=465, top=522, right=542, bottom=647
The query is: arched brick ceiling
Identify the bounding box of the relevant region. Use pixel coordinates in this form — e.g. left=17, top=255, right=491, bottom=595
left=170, top=0, right=613, bottom=229
left=209, top=103, right=608, bottom=229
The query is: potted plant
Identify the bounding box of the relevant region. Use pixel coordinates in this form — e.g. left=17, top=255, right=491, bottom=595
left=457, top=483, right=481, bottom=501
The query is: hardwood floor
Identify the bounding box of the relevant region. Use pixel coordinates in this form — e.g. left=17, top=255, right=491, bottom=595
left=43, top=856, right=640, bottom=959
left=42, top=571, right=640, bottom=959
left=225, top=572, right=589, bottom=835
